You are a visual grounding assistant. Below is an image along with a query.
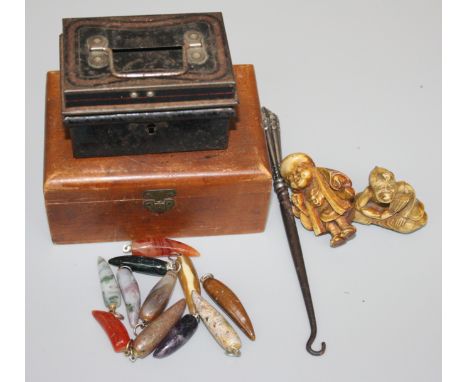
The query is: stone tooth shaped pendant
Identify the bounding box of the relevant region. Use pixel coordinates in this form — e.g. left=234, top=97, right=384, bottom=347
left=92, top=310, right=130, bottom=353
left=139, top=270, right=177, bottom=323
left=129, top=238, right=200, bottom=257
left=192, top=291, right=242, bottom=356
left=97, top=257, right=121, bottom=311
left=153, top=314, right=199, bottom=358
left=108, top=255, right=169, bottom=276
left=132, top=299, right=186, bottom=359
left=201, top=274, right=256, bottom=341
left=176, top=255, right=201, bottom=315
left=117, top=267, right=141, bottom=328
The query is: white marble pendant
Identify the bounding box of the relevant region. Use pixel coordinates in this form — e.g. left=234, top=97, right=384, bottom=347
left=97, top=257, right=121, bottom=311
left=117, top=267, right=141, bottom=328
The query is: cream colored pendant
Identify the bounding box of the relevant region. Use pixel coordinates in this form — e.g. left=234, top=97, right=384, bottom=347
left=192, top=290, right=242, bottom=356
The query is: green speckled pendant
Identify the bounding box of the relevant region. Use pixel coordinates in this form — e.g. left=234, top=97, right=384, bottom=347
left=97, top=256, right=121, bottom=314
left=108, top=255, right=173, bottom=276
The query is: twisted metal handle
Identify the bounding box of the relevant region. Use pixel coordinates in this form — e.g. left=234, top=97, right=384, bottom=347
left=262, top=107, right=326, bottom=357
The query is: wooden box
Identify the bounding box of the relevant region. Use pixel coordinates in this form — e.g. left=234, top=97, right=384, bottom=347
left=44, top=65, right=272, bottom=244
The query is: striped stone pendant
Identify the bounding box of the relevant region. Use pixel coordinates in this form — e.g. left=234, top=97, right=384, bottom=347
left=117, top=267, right=141, bottom=328
left=201, top=274, right=256, bottom=340
left=192, top=290, right=242, bottom=356
left=97, top=257, right=121, bottom=314
left=152, top=314, right=199, bottom=358
left=131, top=299, right=186, bottom=359
left=139, top=270, right=178, bottom=324
left=124, top=238, right=200, bottom=258
left=176, top=255, right=201, bottom=315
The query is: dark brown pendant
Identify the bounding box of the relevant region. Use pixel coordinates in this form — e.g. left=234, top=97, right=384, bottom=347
left=200, top=274, right=256, bottom=341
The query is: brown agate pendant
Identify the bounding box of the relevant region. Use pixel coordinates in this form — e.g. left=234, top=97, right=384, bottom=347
left=176, top=255, right=201, bottom=315
left=353, top=166, right=428, bottom=233
left=124, top=238, right=200, bottom=257
left=201, top=274, right=255, bottom=341
left=131, top=299, right=186, bottom=359
left=280, top=152, right=357, bottom=247
left=138, top=270, right=178, bottom=325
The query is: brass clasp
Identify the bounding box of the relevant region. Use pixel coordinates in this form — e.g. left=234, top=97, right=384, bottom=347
left=143, top=189, right=176, bottom=213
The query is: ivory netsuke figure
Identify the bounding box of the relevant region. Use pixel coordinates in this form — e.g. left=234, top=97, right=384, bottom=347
left=353, top=166, right=428, bottom=233
left=280, top=153, right=357, bottom=247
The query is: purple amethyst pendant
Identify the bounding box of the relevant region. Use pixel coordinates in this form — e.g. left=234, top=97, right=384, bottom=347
left=152, top=314, right=198, bottom=358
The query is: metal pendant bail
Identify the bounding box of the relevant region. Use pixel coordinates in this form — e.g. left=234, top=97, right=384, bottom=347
left=125, top=340, right=137, bottom=362
left=109, top=305, right=125, bottom=320
left=133, top=322, right=146, bottom=337
left=168, top=255, right=182, bottom=273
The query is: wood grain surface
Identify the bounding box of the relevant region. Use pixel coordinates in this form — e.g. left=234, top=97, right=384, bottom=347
left=43, top=65, right=272, bottom=243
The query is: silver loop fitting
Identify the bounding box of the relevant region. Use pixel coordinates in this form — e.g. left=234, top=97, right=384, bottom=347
left=133, top=322, right=146, bottom=337
left=168, top=257, right=181, bottom=273
left=200, top=273, right=214, bottom=283
left=125, top=340, right=137, bottom=362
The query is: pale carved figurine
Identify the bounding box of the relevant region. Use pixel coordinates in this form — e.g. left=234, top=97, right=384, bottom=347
left=280, top=153, right=357, bottom=247
left=353, top=166, right=427, bottom=233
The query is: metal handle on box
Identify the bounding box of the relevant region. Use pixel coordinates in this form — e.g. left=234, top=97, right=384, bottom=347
left=86, top=30, right=206, bottom=79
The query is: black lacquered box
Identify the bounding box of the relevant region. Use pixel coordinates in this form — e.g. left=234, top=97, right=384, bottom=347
left=60, top=13, right=237, bottom=158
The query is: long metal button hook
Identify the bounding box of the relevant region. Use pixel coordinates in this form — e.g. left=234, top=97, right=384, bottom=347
left=262, top=107, right=326, bottom=357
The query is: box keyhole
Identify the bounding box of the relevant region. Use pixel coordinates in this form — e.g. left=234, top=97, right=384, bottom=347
left=146, top=123, right=156, bottom=135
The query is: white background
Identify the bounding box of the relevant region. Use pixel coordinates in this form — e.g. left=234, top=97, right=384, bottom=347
left=24, top=1, right=442, bottom=381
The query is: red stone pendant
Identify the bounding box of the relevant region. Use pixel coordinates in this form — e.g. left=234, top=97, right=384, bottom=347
left=125, top=238, right=200, bottom=258
left=92, top=310, right=131, bottom=353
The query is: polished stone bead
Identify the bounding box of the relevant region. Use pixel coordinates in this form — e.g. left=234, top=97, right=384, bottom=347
left=152, top=314, right=198, bottom=358
left=97, top=257, right=120, bottom=310
left=192, top=291, right=242, bottom=356
left=132, top=238, right=200, bottom=257
left=132, top=299, right=186, bottom=359
left=108, top=255, right=169, bottom=276
left=117, top=267, right=141, bottom=328
left=201, top=274, right=256, bottom=340
left=176, top=255, right=201, bottom=315
left=92, top=310, right=130, bottom=353
left=139, top=271, right=177, bottom=323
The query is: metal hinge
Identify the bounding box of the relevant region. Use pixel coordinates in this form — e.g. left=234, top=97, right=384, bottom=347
left=143, top=189, right=176, bottom=213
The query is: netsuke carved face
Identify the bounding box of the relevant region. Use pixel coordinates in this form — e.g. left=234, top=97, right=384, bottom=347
left=280, top=153, right=316, bottom=190
left=369, top=166, right=397, bottom=204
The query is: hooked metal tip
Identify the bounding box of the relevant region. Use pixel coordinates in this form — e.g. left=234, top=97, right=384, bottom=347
left=306, top=337, right=326, bottom=356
